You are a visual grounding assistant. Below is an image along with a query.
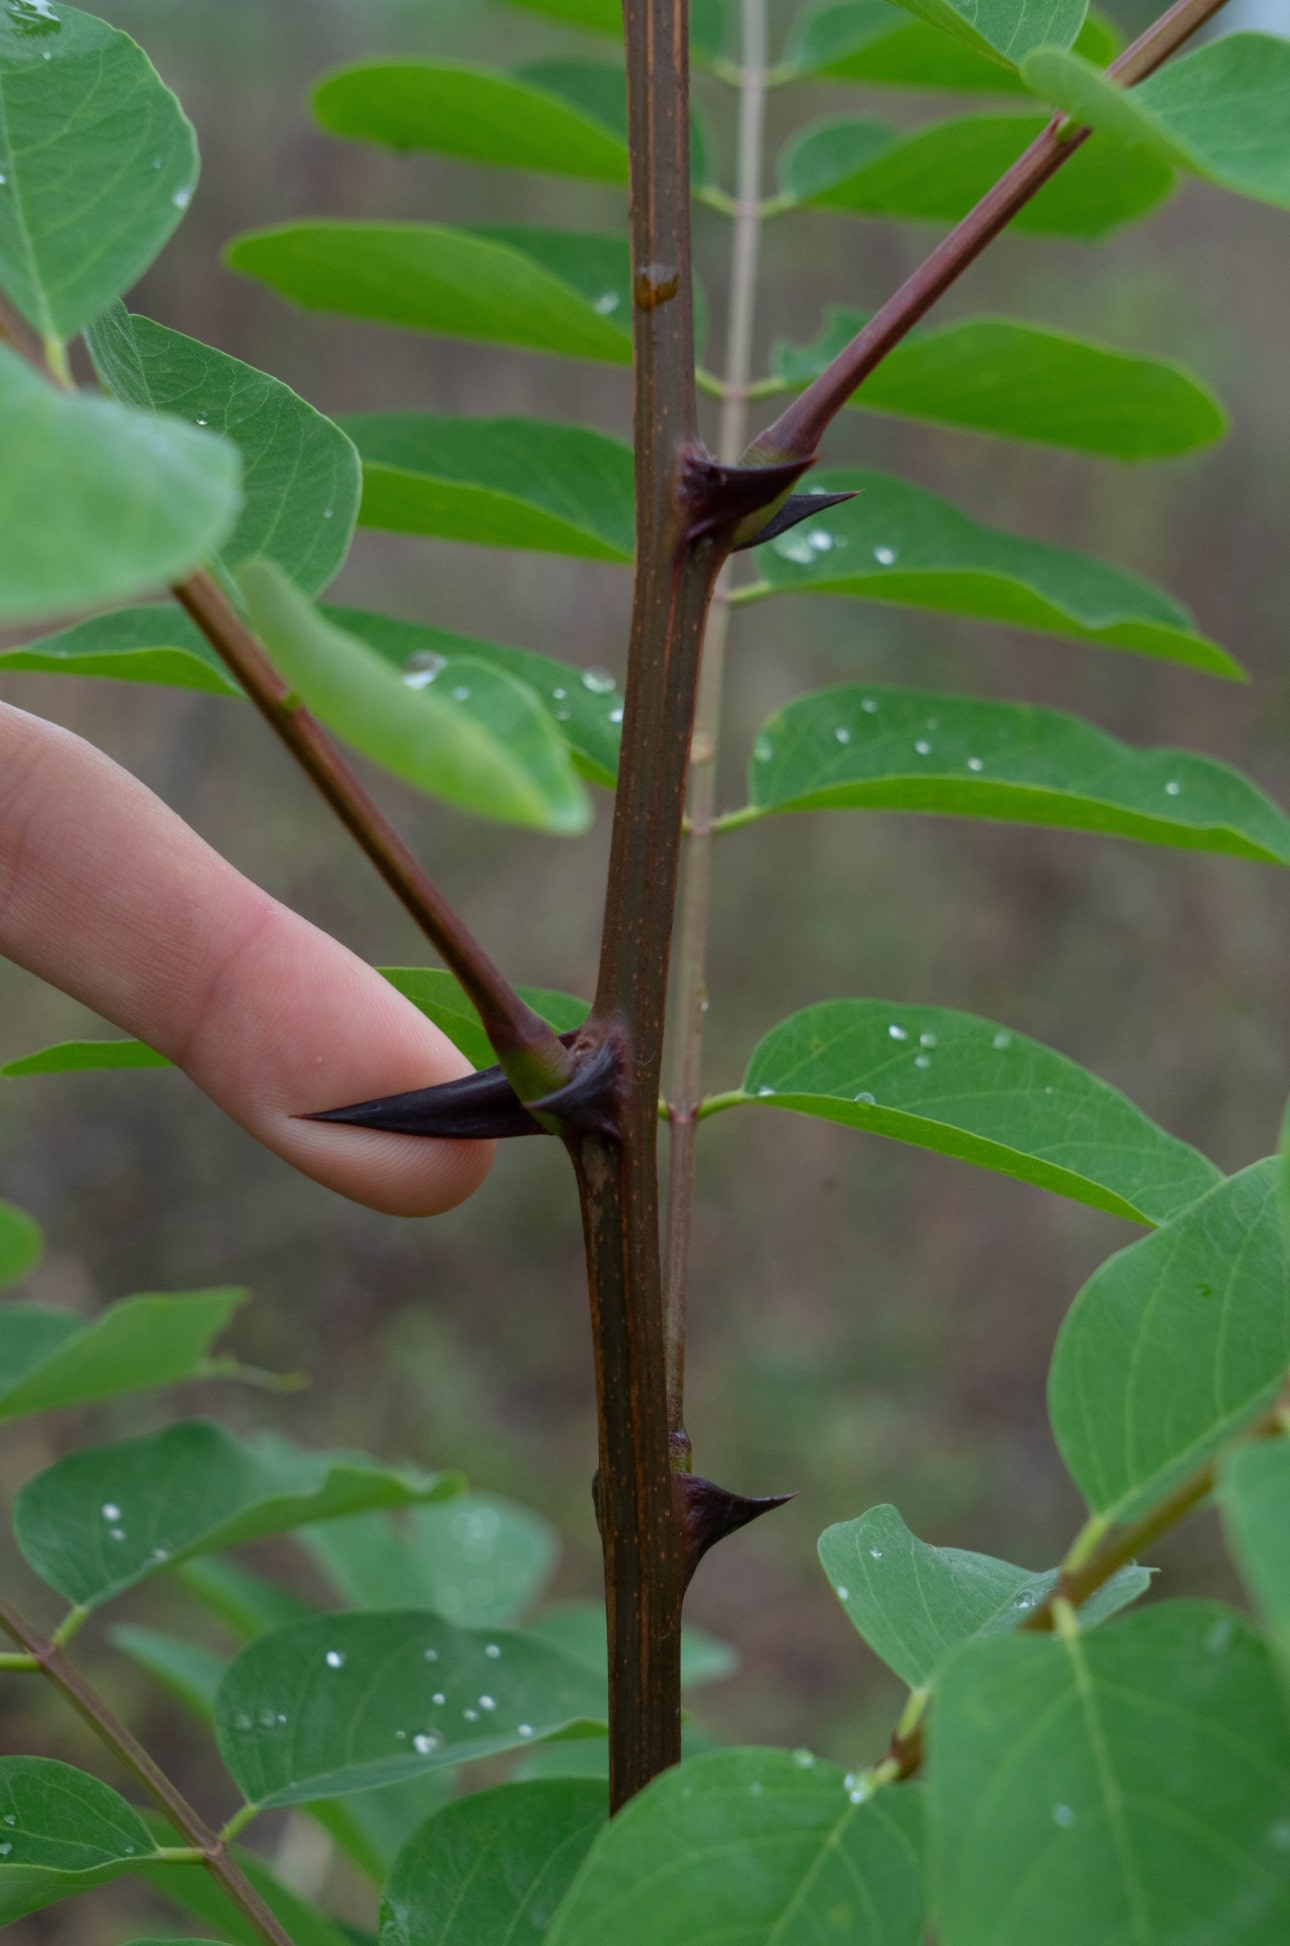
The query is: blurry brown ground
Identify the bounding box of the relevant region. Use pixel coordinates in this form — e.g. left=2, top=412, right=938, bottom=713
left=2, top=0, right=1289, bottom=1936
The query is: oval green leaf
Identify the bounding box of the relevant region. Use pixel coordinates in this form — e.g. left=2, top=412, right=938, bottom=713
left=1049, top=1159, right=1290, bottom=1524
left=749, top=470, right=1234, bottom=675
left=2, top=1037, right=173, bottom=1075
left=300, top=1492, right=560, bottom=1626
left=546, top=1749, right=925, bottom=1946
left=0, top=1757, right=159, bottom=1925
left=1218, top=1441, right=1290, bottom=1688
left=741, top=683, right=1289, bottom=863
left=932, top=1601, right=1290, bottom=1946
left=1023, top=34, right=1290, bottom=212
left=225, top=223, right=633, bottom=363
left=886, top=0, right=1085, bottom=66
left=0, top=604, right=236, bottom=694
left=15, top=1419, right=460, bottom=1610
left=0, top=1199, right=42, bottom=1288
left=0, top=1288, right=244, bottom=1422
left=240, top=562, right=592, bottom=835
left=377, top=968, right=590, bottom=1072
left=779, top=112, right=1174, bottom=237
left=0, top=4, right=197, bottom=342
left=0, top=345, right=241, bottom=626
left=215, top=1611, right=607, bottom=1808
left=786, top=0, right=1118, bottom=93
left=381, top=1781, right=605, bottom=1946
left=86, top=305, right=361, bottom=597
left=341, top=414, right=634, bottom=562
left=819, top=1503, right=1149, bottom=1689
left=713, top=998, right=1220, bottom=1224
left=770, top=309, right=1226, bottom=459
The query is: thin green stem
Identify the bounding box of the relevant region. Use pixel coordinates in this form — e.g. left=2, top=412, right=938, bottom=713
left=0, top=1652, right=39, bottom=1671
left=155, top=1847, right=208, bottom=1864
left=695, top=1089, right=748, bottom=1119
left=663, top=0, right=770, bottom=1458
left=218, top=1801, right=262, bottom=1847
left=50, top=1606, right=89, bottom=1649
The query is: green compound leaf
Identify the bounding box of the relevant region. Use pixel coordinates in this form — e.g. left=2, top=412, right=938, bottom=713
left=1219, top=1442, right=1290, bottom=1689
left=300, top=1492, right=560, bottom=1626
left=240, top=563, right=591, bottom=835
left=0, top=604, right=236, bottom=694
left=15, top=1419, right=460, bottom=1610
left=0, top=1200, right=42, bottom=1288
left=1023, top=34, right=1290, bottom=213
left=716, top=999, right=1220, bottom=1225
left=497, top=0, right=729, bottom=63
left=750, top=470, right=1234, bottom=676
left=86, top=306, right=360, bottom=597
left=0, top=1758, right=159, bottom=1925
left=886, top=0, right=1084, bottom=67
left=528, top=1601, right=739, bottom=1690
left=546, top=1749, right=925, bottom=1946
left=0, top=1288, right=244, bottom=1422
left=0, top=4, right=197, bottom=342
left=342, top=414, right=633, bottom=562
left=742, top=684, right=1289, bottom=863
left=332, top=609, right=622, bottom=788
left=216, top=1612, right=606, bottom=1809
left=0, top=345, right=241, bottom=626
left=226, top=223, right=633, bottom=363
left=786, top=0, right=1118, bottom=93
left=771, top=309, right=1225, bottom=459
left=381, top=1781, right=605, bottom=1946
left=2, top=1037, right=173, bottom=1075
left=779, top=112, right=1173, bottom=237
left=818, top=1504, right=1149, bottom=1689
left=931, top=1601, right=1290, bottom=1946
left=1049, top=1160, right=1290, bottom=1524
left=314, top=61, right=628, bottom=182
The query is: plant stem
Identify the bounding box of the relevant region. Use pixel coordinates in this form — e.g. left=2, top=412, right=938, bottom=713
left=0, top=1597, right=296, bottom=1946
left=0, top=291, right=567, bottom=1094
left=663, top=0, right=770, bottom=1461
left=746, top=0, right=1234, bottom=465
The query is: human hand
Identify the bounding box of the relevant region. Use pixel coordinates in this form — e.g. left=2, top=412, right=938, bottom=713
left=0, top=702, right=493, bottom=1217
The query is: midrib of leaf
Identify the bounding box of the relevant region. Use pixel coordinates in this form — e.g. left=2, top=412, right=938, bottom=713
left=1062, top=1632, right=1154, bottom=1946
left=0, top=65, right=54, bottom=341
left=763, top=1800, right=880, bottom=1944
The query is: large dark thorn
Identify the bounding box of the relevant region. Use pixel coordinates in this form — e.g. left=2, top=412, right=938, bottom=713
left=733, top=490, right=858, bottom=554
left=305, top=1029, right=582, bottom=1141
left=679, top=446, right=813, bottom=546
left=675, top=1473, right=796, bottom=1589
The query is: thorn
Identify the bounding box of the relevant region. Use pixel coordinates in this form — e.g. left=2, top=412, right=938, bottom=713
left=303, top=1060, right=549, bottom=1141
left=676, top=1473, right=795, bottom=1587
left=733, top=490, right=858, bottom=553
left=530, top=1031, right=625, bottom=1143
left=679, top=445, right=814, bottom=545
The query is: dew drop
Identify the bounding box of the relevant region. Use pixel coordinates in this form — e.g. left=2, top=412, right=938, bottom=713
left=395, top=1729, right=407, bottom=1740
left=0, top=174, right=7, bottom=186
left=854, top=1091, right=875, bottom=1105
left=757, top=1084, right=775, bottom=1096
left=593, top=291, right=620, bottom=314
left=479, top=1695, right=496, bottom=1711
left=518, top=1723, right=534, bottom=1738
left=1052, top=1803, right=1076, bottom=1828
left=809, top=530, right=833, bottom=553
left=101, top=1503, right=122, bottom=1522
left=484, top=1642, right=501, bottom=1658
left=1164, top=779, right=1181, bottom=797
left=0, top=1843, right=12, bottom=1857
left=914, top=739, right=932, bottom=756
left=463, top=1707, right=480, bottom=1722
left=834, top=725, right=852, bottom=744
left=580, top=667, right=615, bottom=694
left=887, top=1024, right=908, bottom=1042
left=171, top=185, right=193, bottom=209
left=1270, top=1819, right=1290, bottom=1852
left=2, top=1817, right=13, bottom=1827
left=873, top=545, right=897, bottom=566
left=750, top=1781, right=763, bottom=1795
left=432, top=1692, right=445, bottom=1705
left=919, top=1032, right=937, bottom=1047
left=414, top=1730, right=443, bottom=1756
left=1014, top=1592, right=1037, bottom=1611
left=848, top=1785, right=869, bottom=1805
left=752, top=735, right=772, bottom=763
left=554, top=707, right=570, bottom=722
left=992, top=1031, right=1012, bottom=1051
left=860, top=697, right=878, bottom=713
left=967, top=756, right=984, bottom=773
left=151, top=1546, right=170, bottom=1562
left=552, top=687, right=567, bottom=700
left=451, top=685, right=471, bottom=702
left=1207, top=1618, right=1233, bottom=1655
left=869, top=1546, right=883, bottom=1560
left=403, top=650, right=446, bottom=689
left=325, top=1650, right=345, bottom=1670
left=792, top=1748, right=816, bottom=1769
left=323, top=506, right=334, bottom=519
left=609, top=705, right=624, bottom=725
left=195, top=414, right=208, bottom=427
left=836, top=1586, right=849, bottom=1601
left=110, top=1528, right=126, bottom=1542
left=914, top=1054, right=931, bottom=1069
left=424, top=1648, right=439, bottom=1662
left=772, top=531, right=818, bottom=566
left=234, top=1712, right=253, bottom=1731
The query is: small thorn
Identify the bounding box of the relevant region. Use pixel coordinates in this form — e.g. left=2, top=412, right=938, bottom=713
left=531, top=1031, right=624, bottom=1142
left=733, top=490, right=858, bottom=553
left=679, top=446, right=814, bottom=545
left=676, top=1473, right=795, bottom=1587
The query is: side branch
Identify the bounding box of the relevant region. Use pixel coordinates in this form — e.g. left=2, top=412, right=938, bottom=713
left=747, top=0, right=1233, bottom=465
left=0, top=1597, right=295, bottom=1946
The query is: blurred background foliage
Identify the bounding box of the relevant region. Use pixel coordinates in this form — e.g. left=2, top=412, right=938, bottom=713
left=2, top=0, right=1290, bottom=1933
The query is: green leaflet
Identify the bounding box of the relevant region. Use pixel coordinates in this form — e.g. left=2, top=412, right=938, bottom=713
left=741, top=684, right=1289, bottom=863
left=778, top=112, right=1173, bottom=237
left=785, top=0, right=1118, bottom=93
left=341, top=414, right=634, bottom=562
left=1024, top=34, right=1290, bottom=213
left=215, top=1611, right=607, bottom=1808
left=1218, top=1442, right=1290, bottom=1689
left=0, top=1758, right=159, bottom=1925
left=226, top=223, right=633, bottom=363
left=748, top=470, right=1234, bottom=675
left=0, top=4, right=197, bottom=342
left=770, top=309, right=1226, bottom=459
left=0, top=1289, right=245, bottom=1422
left=1049, top=1160, right=1290, bottom=1524
left=380, top=1781, right=606, bottom=1946
left=818, top=1504, right=1149, bottom=1689
left=86, top=305, right=361, bottom=597
left=240, top=562, right=592, bottom=835
left=886, top=0, right=1085, bottom=67
left=14, top=1419, right=461, bottom=1610
left=496, top=0, right=730, bottom=63
left=0, top=1200, right=42, bottom=1288
left=0, top=604, right=236, bottom=694
left=546, top=1750, right=925, bottom=1946
left=931, top=1602, right=1290, bottom=1946
left=0, top=344, right=241, bottom=626
left=528, top=1601, right=739, bottom=1690
left=300, top=1492, right=561, bottom=1626
left=2, top=1038, right=174, bottom=1075
left=713, top=998, right=1220, bottom=1225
